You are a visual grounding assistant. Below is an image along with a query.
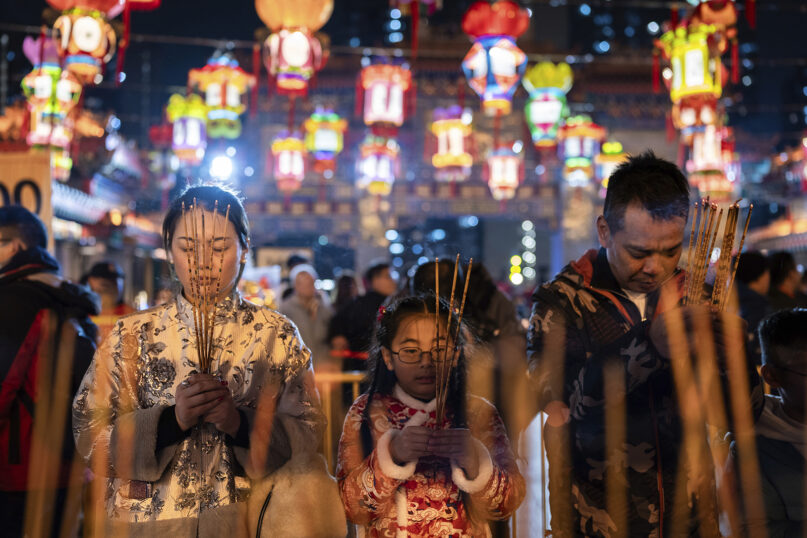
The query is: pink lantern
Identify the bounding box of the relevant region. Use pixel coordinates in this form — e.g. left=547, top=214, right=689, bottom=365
left=357, top=135, right=400, bottom=196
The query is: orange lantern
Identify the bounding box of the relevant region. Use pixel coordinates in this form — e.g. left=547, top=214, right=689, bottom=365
left=255, top=0, right=333, bottom=95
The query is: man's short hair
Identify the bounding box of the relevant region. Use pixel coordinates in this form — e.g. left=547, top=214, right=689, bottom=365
left=759, top=308, right=807, bottom=369
left=735, top=251, right=769, bottom=285
left=364, top=262, right=390, bottom=284
left=768, top=251, right=797, bottom=289
left=0, top=205, right=47, bottom=249
left=603, top=151, right=690, bottom=232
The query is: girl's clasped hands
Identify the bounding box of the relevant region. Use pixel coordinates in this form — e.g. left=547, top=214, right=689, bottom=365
left=389, top=426, right=480, bottom=479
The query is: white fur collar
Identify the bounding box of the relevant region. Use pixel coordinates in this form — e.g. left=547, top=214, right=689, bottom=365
left=393, top=384, right=436, bottom=413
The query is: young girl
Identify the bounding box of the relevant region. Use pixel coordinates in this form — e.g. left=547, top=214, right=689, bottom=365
left=337, top=295, right=525, bottom=537
left=72, top=185, right=317, bottom=537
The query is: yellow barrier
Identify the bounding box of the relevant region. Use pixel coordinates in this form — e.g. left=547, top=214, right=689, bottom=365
left=314, top=370, right=366, bottom=471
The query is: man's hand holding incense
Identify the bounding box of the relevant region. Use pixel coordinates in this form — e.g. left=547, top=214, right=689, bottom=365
left=649, top=305, right=747, bottom=362
left=429, top=428, right=480, bottom=480
left=175, top=373, right=230, bottom=432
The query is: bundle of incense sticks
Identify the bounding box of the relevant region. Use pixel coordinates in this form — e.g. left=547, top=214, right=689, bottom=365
left=434, top=255, right=473, bottom=424
left=685, top=198, right=753, bottom=310
left=181, top=199, right=230, bottom=373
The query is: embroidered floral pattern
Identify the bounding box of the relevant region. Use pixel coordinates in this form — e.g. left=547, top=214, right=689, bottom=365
left=72, top=292, right=312, bottom=524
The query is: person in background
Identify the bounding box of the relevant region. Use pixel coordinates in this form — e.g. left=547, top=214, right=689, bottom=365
left=734, top=251, right=773, bottom=366
left=332, top=270, right=359, bottom=312
left=768, top=251, right=807, bottom=310
left=0, top=205, right=98, bottom=537
left=329, top=261, right=398, bottom=372
left=281, top=253, right=310, bottom=301
left=281, top=264, right=333, bottom=368
left=81, top=261, right=135, bottom=344
left=734, top=308, right=807, bottom=537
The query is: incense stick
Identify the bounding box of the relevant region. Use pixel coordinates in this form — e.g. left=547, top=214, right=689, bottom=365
left=724, top=204, right=753, bottom=311
left=437, top=258, right=473, bottom=423
left=685, top=202, right=700, bottom=305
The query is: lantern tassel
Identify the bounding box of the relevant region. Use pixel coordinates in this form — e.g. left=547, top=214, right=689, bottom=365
left=652, top=50, right=660, bottom=94
left=670, top=6, right=679, bottom=28
left=731, top=39, right=739, bottom=84
left=250, top=44, right=260, bottom=118
left=354, top=74, right=363, bottom=118
left=666, top=112, right=675, bottom=142
left=410, top=0, right=419, bottom=61
left=287, top=96, right=296, bottom=131
left=677, top=141, right=686, bottom=168
left=115, top=0, right=131, bottom=87
left=746, top=0, right=756, bottom=28
left=458, top=77, right=465, bottom=109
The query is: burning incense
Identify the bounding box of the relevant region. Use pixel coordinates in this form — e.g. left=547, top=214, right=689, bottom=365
left=684, top=199, right=753, bottom=311
left=436, top=258, right=472, bottom=423
left=181, top=200, right=230, bottom=373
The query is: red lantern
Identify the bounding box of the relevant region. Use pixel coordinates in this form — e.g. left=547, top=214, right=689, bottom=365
left=461, top=1, right=529, bottom=116
left=357, top=62, right=414, bottom=134
left=484, top=146, right=523, bottom=201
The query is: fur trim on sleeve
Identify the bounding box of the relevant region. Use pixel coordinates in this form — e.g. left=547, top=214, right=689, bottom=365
left=376, top=429, right=417, bottom=481
left=451, top=437, right=494, bottom=494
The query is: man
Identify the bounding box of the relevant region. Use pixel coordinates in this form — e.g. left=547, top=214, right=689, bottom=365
left=527, top=152, right=761, bottom=536
left=768, top=251, right=807, bottom=311
left=280, top=264, right=333, bottom=367
left=737, top=308, right=807, bottom=536
left=81, top=261, right=135, bottom=344
left=329, top=261, right=397, bottom=371
left=734, top=251, right=773, bottom=366
left=0, top=206, right=98, bottom=536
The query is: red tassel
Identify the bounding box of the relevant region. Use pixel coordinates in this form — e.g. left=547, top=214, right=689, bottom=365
left=494, top=112, right=501, bottom=149
left=666, top=112, right=675, bottom=142
left=652, top=50, right=660, bottom=94
left=115, top=0, right=131, bottom=87
left=408, top=81, right=417, bottom=120
left=677, top=141, right=686, bottom=168
left=355, top=74, right=363, bottom=119
left=250, top=44, right=260, bottom=118
left=746, top=0, right=756, bottom=28
left=410, top=0, right=419, bottom=61
left=731, top=39, right=739, bottom=84
left=670, top=7, right=679, bottom=28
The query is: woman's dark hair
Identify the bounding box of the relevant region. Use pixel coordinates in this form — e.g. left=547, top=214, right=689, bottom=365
left=360, top=294, right=469, bottom=457
left=162, top=184, right=250, bottom=252
left=334, top=272, right=358, bottom=311
left=603, top=150, right=690, bottom=232
left=768, top=251, right=797, bottom=289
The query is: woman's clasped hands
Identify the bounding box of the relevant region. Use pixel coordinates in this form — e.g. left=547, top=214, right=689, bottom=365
left=175, top=373, right=241, bottom=437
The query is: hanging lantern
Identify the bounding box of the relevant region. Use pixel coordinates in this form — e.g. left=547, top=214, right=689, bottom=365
left=358, top=62, right=414, bottom=132
left=656, top=24, right=725, bottom=106
left=595, top=141, right=627, bottom=190
left=686, top=123, right=734, bottom=201
left=558, top=115, right=606, bottom=187
left=188, top=54, right=256, bottom=139
left=165, top=93, right=207, bottom=165
left=255, top=0, right=333, bottom=95
left=21, top=36, right=82, bottom=150
left=461, top=0, right=529, bottom=116
left=271, top=131, right=307, bottom=194
left=303, top=108, right=347, bottom=174
left=430, top=105, right=473, bottom=182
left=357, top=135, right=400, bottom=196
left=484, top=146, right=523, bottom=201
left=720, top=126, right=740, bottom=184
left=47, top=0, right=160, bottom=86
left=522, top=62, right=573, bottom=149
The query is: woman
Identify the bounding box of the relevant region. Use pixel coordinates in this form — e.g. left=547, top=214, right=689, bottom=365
left=72, top=185, right=319, bottom=537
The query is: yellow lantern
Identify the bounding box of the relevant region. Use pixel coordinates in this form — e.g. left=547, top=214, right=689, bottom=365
left=188, top=55, right=256, bottom=139
left=303, top=108, right=347, bottom=174
left=656, top=24, right=723, bottom=105
left=165, top=93, right=208, bottom=165
left=271, top=132, right=307, bottom=194
left=430, top=105, right=473, bottom=182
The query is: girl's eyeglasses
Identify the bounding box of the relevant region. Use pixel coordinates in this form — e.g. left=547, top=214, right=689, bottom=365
left=390, top=347, right=448, bottom=364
